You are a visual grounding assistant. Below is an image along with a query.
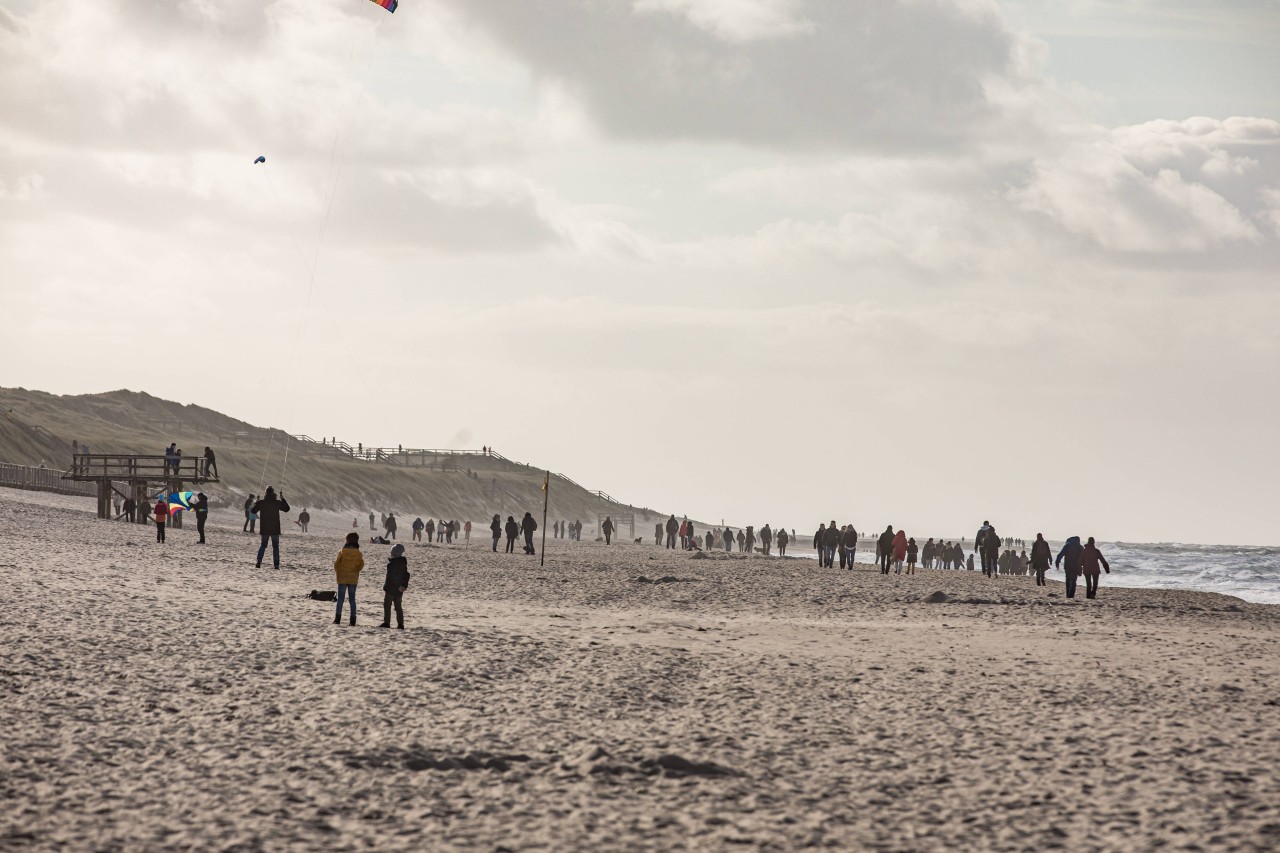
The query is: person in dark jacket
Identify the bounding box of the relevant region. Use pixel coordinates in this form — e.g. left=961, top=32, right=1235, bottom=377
left=194, top=493, right=209, bottom=544
left=123, top=496, right=136, bottom=524
left=380, top=543, right=410, bottom=629
left=297, top=508, right=311, bottom=533
left=760, top=524, right=773, bottom=556
left=384, top=512, right=397, bottom=541
left=521, top=512, right=538, bottom=554
left=665, top=515, right=679, bottom=549
left=602, top=516, right=614, bottom=545
left=1079, top=537, right=1111, bottom=599
left=504, top=516, right=519, bottom=554
left=1030, top=533, right=1052, bottom=586
left=655, top=522, right=663, bottom=546
left=777, top=527, right=789, bottom=556
left=877, top=526, right=895, bottom=574
left=840, top=525, right=858, bottom=570
left=722, top=527, right=734, bottom=551
left=821, top=521, right=840, bottom=568
left=1055, top=535, right=1084, bottom=599
left=243, top=494, right=256, bottom=533
left=685, top=520, right=696, bottom=551
left=203, top=446, right=218, bottom=479
left=906, top=537, right=918, bottom=574
left=252, top=486, right=291, bottom=569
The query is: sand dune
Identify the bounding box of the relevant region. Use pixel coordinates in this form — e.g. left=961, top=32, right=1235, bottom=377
left=2, top=487, right=1278, bottom=851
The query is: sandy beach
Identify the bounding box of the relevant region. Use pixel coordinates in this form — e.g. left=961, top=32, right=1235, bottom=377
left=2, top=486, right=1278, bottom=851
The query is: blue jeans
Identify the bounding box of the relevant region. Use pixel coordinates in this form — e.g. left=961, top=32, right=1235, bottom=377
left=1065, top=571, right=1078, bottom=598
left=256, top=533, right=280, bottom=567
left=823, top=546, right=836, bottom=567
left=335, top=584, right=357, bottom=621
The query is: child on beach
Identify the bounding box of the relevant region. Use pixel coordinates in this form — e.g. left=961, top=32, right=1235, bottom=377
left=153, top=497, right=169, bottom=544
left=380, top=543, right=411, bottom=629
left=333, top=532, right=364, bottom=626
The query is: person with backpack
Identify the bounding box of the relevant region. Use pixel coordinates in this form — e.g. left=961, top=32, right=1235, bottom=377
left=504, top=516, right=519, bottom=554
left=380, top=543, right=410, bottom=629
left=251, top=486, right=291, bottom=569
left=1055, top=535, right=1085, bottom=599
left=1079, top=537, right=1111, bottom=599
left=333, top=532, right=364, bottom=626
left=521, top=512, right=538, bottom=554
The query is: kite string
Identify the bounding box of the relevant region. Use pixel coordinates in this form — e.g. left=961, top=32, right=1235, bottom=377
left=276, top=13, right=389, bottom=489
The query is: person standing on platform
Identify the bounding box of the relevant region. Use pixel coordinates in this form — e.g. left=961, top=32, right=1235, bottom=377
left=252, top=487, right=291, bottom=570
left=203, top=446, right=218, bottom=479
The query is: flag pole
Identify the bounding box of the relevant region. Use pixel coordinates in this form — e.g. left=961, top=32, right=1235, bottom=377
left=540, top=471, right=549, bottom=567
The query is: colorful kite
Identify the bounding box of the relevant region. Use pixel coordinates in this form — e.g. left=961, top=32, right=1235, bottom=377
left=157, top=491, right=196, bottom=513
left=368, top=0, right=397, bottom=12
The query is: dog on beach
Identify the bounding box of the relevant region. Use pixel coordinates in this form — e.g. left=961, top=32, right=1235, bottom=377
left=634, top=537, right=643, bottom=544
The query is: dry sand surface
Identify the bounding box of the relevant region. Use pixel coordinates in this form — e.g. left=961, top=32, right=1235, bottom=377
left=2, top=487, right=1279, bottom=851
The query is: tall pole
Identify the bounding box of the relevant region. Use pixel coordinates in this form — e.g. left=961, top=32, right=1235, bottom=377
left=540, top=471, right=550, bottom=567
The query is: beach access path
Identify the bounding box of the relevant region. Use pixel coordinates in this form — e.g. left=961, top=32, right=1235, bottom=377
left=2, top=486, right=1278, bottom=851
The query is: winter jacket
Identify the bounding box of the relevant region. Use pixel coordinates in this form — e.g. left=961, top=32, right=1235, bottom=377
left=777, top=529, right=789, bottom=546
left=907, top=541, right=918, bottom=560
left=982, top=527, right=1000, bottom=555
left=840, top=527, right=858, bottom=549
left=521, top=514, right=537, bottom=534
left=1055, top=536, right=1084, bottom=574
left=666, top=516, right=679, bottom=535
left=383, top=555, right=410, bottom=592
left=194, top=495, right=208, bottom=517
left=491, top=518, right=502, bottom=537
left=252, top=493, right=291, bottom=536
left=761, top=526, right=772, bottom=543
left=154, top=501, right=169, bottom=523
left=602, top=519, right=614, bottom=534
left=821, top=526, right=841, bottom=548
left=505, top=520, right=519, bottom=539
left=334, top=544, right=364, bottom=585
left=1030, top=538, right=1052, bottom=569
left=892, top=531, right=908, bottom=560
left=813, top=526, right=825, bottom=548
left=877, top=529, right=894, bottom=554
left=1079, top=543, right=1111, bottom=576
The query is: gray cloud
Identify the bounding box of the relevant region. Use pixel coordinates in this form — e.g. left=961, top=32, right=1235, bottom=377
left=437, top=0, right=1032, bottom=152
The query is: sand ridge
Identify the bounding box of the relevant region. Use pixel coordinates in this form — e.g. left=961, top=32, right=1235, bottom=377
left=2, top=487, right=1279, bottom=851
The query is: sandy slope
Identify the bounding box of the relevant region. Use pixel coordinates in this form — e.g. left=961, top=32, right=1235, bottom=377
left=2, top=487, right=1278, bottom=851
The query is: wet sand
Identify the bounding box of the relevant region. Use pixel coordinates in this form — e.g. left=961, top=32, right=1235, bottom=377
left=2, top=487, right=1279, bottom=851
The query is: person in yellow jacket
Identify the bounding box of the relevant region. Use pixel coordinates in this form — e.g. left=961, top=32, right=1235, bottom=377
left=333, top=532, right=364, bottom=626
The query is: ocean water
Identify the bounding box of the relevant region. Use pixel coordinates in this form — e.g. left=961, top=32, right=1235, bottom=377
left=795, top=540, right=1280, bottom=604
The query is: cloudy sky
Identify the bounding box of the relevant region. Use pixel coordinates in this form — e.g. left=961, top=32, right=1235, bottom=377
left=2, top=0, right=1278, bottom=544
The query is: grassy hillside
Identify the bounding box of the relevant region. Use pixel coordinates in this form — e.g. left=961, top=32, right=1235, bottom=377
left=0, top=387, right=662, bottom=535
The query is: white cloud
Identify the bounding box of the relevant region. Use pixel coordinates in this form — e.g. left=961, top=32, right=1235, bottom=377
left=633, top=0, right=815, bottom=42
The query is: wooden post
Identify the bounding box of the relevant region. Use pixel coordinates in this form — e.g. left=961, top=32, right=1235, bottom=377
left=97, top=480, right=110, bottom=519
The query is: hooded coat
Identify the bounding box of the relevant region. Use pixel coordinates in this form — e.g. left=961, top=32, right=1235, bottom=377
left=383, top=555, right=410, bottom=592
left=1055, top=536, right=1084, bottom=575
left=1030, top=537, right=1052, bottom=569
left=334, top=544, right=364, bottom=585
left=892, top=530, right=908, bottom=560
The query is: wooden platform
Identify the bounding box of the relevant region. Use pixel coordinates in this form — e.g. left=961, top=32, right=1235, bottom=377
left=63, top=454, right=218, bottom=524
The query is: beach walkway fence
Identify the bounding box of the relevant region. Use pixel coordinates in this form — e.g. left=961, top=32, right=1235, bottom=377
left=0, top=462, right=95, bottom=498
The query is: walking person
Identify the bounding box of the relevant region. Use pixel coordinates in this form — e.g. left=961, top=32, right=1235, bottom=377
left=490, top=514, right=502, bottom=552
left=123, top=496, right=136, bottom=523
left=602, top=516, right=614, bottom=545
left=877, top=526, right=895, bottom=574
left=384, top=512, right=397, bottom=541
left=463, top=520, right=471, bottom=543
left=1079, top=537, right=1111, bottom=599
left=821, top=521, right=840, bottom=568
left=252, top=486, right=291, bottom=569
left=723, top=527, right=733, bottom=551
left=760, top=524, right=773, bottom=556
left=333, top=532, right=363, bottom=626
left=368, top=511, right=375, bottom=531
left=1055, top=535, right=1085, bottom=599
left=194, top=492, right=209, bottom=544
left=425, top=519, right=436, bottom=543
left=154, top=495, right=169, bottom=544
left=841, top=524, right=858, bottom=570
left=504, top=516, right=519, bottom=554
left=521, top=512, right=538, bottom=554
left=777, top=527, right=789, bottom=556
left=892, top=528, right=908, bottom=575
left=379, top=543, right=410, bottom=629
left=1031, top=533, right=1051, bottom=586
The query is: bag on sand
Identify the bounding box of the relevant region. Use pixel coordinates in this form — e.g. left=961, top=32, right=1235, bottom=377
left=309, top=589, right=337, bottom=601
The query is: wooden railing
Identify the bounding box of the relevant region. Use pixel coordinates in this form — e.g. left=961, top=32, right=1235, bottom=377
left=64, top=454, right=217, bottom=483
left=0, top=463, right=94, bottom=497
